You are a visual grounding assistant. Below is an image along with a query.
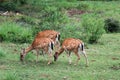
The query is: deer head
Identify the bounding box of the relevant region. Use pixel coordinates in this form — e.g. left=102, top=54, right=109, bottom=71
left=54, top=52, right=59, bottom=61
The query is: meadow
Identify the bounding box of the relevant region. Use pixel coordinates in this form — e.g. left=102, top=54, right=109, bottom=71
left=0, top=0, right=120, bottom=80
left=0, top=33, right=120, bottom=80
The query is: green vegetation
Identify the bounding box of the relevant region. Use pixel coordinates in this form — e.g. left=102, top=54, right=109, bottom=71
left=81, top=14, right=105, bottom=43
left=0, top=33, right=120, bottom=80
left=0, top=22, right=33, bottom=43
left=104, top=18, right=120, bottom=33
left=0, top=0, right=120, bottom=80
left=0, top=1, right=120, bottom=43
left=0, top=48, right=6, bottom=58
left=5, top=72, right=19, bottom=80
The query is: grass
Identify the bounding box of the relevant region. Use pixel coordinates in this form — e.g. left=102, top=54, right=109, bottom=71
left=0, top=33, right=120, bottom=80
left=1, top=1, right=120, bottom=44
left=0, top=22, right=33, bottom=43
left=0, top=48, right=6, bottom=58
left=0, top=1, right=120, bottom=80
left=5, top=72, right=19, bottom=80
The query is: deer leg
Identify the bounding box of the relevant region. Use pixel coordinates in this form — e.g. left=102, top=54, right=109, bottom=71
left=74, top=52, right=80, bottom=65
left=82, top=50, right=88, bottom=67
left=54, top=41, right=60, bottom=52
left=67, top=51, right=72, bottom=65
left=43, top=50, right=47, bottom=62
left=35, top=49, right=39, bottom=63
left=65, top=50, right=72, bottom=64
left=47, top=52, right=52, bottom=65
left=56, top=41, right=60, bottom=49
left=47, top=47, right=53, bottom=65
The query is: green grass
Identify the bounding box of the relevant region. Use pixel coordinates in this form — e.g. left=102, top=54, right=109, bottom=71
left=0, top=1, right=120, bottom=80
left=1, top=1, right=120, bottom=43
left=0, top=22, right=33, bottom=43
left=0, top=48, right=6, bottom=58
left=0, top=33, right=120, bottom=80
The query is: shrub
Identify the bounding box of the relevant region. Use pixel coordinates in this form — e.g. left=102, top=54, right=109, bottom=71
left=13, top=0, right=28, bottom=5
left=0, top=0, right=27, bottom=11
left=0, top=48, right=5, bottom=58
left=59, top=20, right=82, bottom=42
left=38, top=6, right=69, bottom=30
left=104, top=18, right=120, bottom=33
left=0, top=2, right=17, bottom=11
left=0, top=22, right=33, bottom=43
left=81, top=14, right=105, bottom=43
left=0, top=34, right=3, bottom=42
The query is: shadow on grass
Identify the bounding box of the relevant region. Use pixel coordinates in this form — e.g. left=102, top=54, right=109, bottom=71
left=109, top=63, right=120, bottom=70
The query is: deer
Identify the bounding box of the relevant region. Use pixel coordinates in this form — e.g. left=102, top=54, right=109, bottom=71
left=54, top=38, right=88, bottom=66
left=35, top=30, right=60, bottom=50
left=20, top=37, right=54, bottom=65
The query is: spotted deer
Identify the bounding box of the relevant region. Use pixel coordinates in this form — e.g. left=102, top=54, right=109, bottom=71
left=35, top=30, right=60, bottom=50
left=54, top=38, right=88, bottom=66
left=20, top=37, right=54, bottom=65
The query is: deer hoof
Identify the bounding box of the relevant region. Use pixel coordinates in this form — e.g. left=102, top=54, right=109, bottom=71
left=74, top=64, right=77, bottom=66
left=69, top=62, right=72, bottom=65
left=86, top=64, right=89, bottom=67
left=47, top=62, right=51, bottom=65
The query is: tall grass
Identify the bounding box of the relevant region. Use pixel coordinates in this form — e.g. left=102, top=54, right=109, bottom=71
left=0, top=48, right=5, bottom=58
left=0, top=22, right=33, bottom=43
left=59, top=19, right=82, bottom=41
left=5, top=72, right=19, bottom=80
left=35, top=6, right=69, bottom=32
left=81, top=13, right=105, bottom=43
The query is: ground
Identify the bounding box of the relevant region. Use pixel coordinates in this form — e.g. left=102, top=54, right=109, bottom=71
left=0, top=33, right=120, bottom=80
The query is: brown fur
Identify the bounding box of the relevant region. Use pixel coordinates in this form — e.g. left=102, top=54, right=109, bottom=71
left=35, top=30, right=60, bottom=51
left=20, top=37, right=54, bottom=65
left=54, top=38, right=88, bottom=66
left=36, top=30, right=59, bottom=42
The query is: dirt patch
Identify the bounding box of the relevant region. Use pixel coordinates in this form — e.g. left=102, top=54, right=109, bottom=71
left=91, top=60, right=96, bottom=62
left=110, top=63, right=120, bottom=70
left=0, top=65, right=7, bottom=70
left=112, top=57, right=119, bottom=60
left=40, top=74, right=50, bottom=78
left=67, top=9, right=92, bottom=16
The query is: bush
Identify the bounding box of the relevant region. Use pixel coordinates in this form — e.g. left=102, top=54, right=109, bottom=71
left=81, top=15, right=105, bottom=43
left=59, top=20, right=82, bottom=42
left=0, top=22, right=33, bottom=43
left=0, top=48, right=5, bottom=58
left=0, top=2, right=17, bottom=11
left=38, top=6, right=69, bottom=30
left=0, top=34, right=3, bottom=42
left=104, top=18, right=120, bottom=33
left=13, top=0, right=28, bottom=5
left=0, top=0, right=27, bottom=11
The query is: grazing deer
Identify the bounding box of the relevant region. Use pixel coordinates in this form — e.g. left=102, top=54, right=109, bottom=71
left=54, top=38, right=88, bottom=66
left=35, top=30, right=60, bottom=50
left=20, top=37, right=54, bottom=65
